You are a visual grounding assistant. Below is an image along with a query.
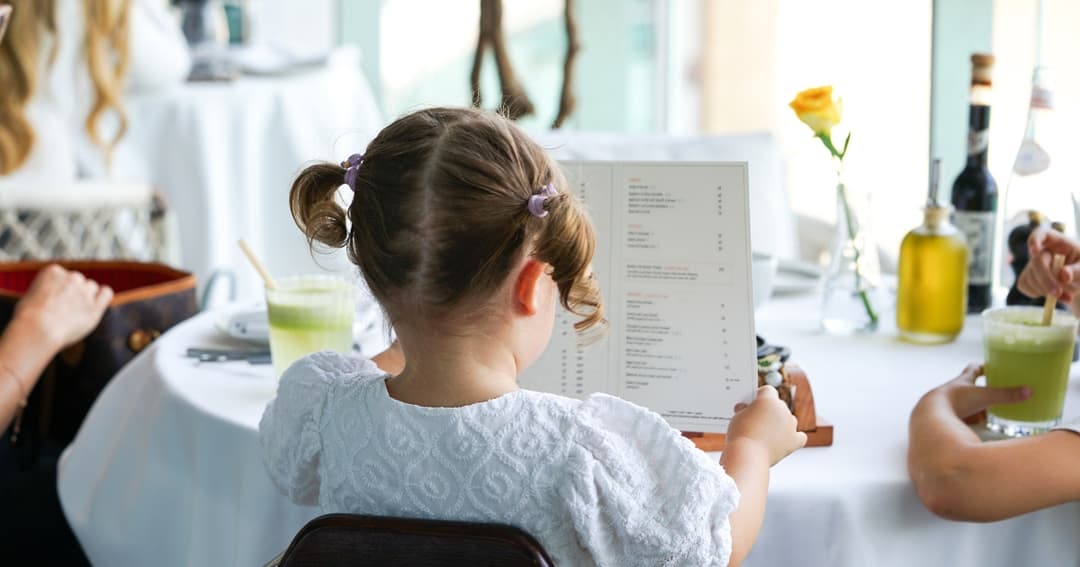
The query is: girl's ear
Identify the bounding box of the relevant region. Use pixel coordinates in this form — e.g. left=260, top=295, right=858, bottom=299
left=514, top=259, right=546, bottom=316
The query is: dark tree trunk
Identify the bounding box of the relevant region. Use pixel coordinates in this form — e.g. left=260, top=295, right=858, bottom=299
left=471, top=0, right=534, bottom=120
left=552, top=0, right=579, bottom=128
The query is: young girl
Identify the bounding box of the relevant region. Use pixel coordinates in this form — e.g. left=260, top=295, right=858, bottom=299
left=260, top=107, right=805, bottom=566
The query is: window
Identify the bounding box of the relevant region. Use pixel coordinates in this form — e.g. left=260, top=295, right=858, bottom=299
left=344, top=0, right=935, bottom=261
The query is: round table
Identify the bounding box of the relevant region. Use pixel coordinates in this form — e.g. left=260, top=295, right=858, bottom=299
left=742, top=292, right=1080, bottom=567
left=57, top=310, right=320, bottom=566
left=107, top=46, right=383, bottom=304
left=57, top=294, right=1080, bottom=567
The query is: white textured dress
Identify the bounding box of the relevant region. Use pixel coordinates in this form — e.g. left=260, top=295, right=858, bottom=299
left=259, top=352, right=740, bottom=567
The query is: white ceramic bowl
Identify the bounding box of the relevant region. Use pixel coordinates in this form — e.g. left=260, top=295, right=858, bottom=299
left=751, top=251, right=779, bottom=310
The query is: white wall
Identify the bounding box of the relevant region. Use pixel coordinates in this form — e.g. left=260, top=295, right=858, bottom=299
left=990, top=0, right=1080, bottom=232
left=248, top=0, right=336, bottom=53
left=699, top=0, right=934, bottom=260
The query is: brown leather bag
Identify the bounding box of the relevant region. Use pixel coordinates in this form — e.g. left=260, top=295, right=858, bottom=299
left=0, top=261, right=197, bottom=466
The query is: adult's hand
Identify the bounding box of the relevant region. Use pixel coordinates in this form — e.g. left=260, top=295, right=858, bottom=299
left=1019, top=227, right=1080, bottom=302
left=13, top=265, right=113, bottom=350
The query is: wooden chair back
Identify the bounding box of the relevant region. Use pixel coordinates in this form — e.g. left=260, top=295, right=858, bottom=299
left=270, top=513, right=556, bottom=567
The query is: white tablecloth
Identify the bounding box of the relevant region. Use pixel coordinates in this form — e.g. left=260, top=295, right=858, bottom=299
left=57, top=294, right=1080, bottom=566
left=743, top=294, right=1080, bottom=567
left=57, top=313, right=317, bottom=566
left=110, top=47, right=382, bottom=303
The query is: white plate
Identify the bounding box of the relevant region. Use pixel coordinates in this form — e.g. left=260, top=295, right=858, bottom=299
left=214, top=305, right=271, bottom=345
left=213, top=304, right=387, bottom=347
left=772, top=259, right=824, bottom=296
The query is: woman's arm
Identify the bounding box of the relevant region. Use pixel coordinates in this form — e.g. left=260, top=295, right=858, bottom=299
left=0, top=266, right=111, bottom=430
left=909, top=364, right=1080, bottom=521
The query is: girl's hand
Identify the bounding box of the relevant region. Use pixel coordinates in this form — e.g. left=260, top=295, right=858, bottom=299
left=1019, top=227, right=1080, bottom=302
left=727, top=386, right=806, bottom=466
left=920, top=363, right=1030, bottom=420
left=13, top=265, right=113, bottom=350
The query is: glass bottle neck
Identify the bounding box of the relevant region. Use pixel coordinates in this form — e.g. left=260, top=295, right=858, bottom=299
left=963, top=81, right=993, bottom=168
left=1021, top=92, right=1053, bottom=140
left=924, top=206, right=950, bottom=231
left=966, top=102, right=991, bottom=168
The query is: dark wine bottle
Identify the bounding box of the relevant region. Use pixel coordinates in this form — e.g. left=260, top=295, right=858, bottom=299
left=1005, top=210, right=1044, bottom=306
left=951, top=53, right=998, bottom=313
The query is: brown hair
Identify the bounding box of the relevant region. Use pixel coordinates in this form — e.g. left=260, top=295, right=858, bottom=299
left=0, top=0, right=131, bottom=174
left=290, top=107, right=604, bottom=334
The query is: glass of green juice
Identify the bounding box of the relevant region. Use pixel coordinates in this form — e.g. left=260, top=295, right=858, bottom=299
left=982, top=306, right=1077, bottom=437
left=266, top=275, right=356, bottom=376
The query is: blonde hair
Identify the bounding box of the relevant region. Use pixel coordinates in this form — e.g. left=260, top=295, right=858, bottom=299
left=290, top=107, right=605, bottom=334
left=0, top=0, right=131, bottom=175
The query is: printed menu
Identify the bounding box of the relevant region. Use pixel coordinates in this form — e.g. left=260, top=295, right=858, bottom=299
left=518, top=162, right=757, bottom=433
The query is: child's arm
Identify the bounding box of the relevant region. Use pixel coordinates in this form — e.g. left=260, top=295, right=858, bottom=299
left=719, top=438, right=771, bottom=567
left=721, top=386, right=806, bottom=567
left=909, top=364, right=1080, bottom=521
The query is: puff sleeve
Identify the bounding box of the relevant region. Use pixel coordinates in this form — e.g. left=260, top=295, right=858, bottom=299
left=258, top=352, right=378, bottom=505
left=562, top=394, right=739, bottom=567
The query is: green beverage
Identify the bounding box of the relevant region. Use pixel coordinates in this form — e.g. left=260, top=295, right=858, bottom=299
left=266, top=275, right=355, bottom=376
left=983, top=306, right=1077, bottom=436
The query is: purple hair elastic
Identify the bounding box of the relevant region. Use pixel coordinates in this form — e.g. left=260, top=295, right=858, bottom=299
left=341, top=153, right=364, bottom=191
left=527, top=183, right=558, bottom=218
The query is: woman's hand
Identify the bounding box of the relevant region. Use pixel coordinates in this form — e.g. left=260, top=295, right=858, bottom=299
left=13, top=265, right=113, bottom=350
left=1018, top=227, right=1080, bottom=303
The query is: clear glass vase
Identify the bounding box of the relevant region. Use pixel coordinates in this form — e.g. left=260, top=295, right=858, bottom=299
left=821, top=172, right=882, bottom=334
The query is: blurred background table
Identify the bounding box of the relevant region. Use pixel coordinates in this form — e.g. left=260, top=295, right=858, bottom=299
left=106, top=47, right=381, bottom=303
left=56, top=292, right=1080, bottom=567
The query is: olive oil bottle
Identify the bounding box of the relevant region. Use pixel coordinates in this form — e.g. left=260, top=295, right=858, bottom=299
left=898, top=159, right=970, bottom=344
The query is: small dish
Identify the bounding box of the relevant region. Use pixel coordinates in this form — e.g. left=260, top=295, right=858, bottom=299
left=214, top=304, right=270, bottom=345
left=751, top=252, right=779, bottom=309
left=213, top=304, right=387, bottom=347
left=773, top=259, right=824, bottom=296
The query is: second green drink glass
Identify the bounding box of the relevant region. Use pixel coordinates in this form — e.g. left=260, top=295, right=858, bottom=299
left=266, top=275, right=356, bottom=376
left=983, top=306, right=1077, bottom=437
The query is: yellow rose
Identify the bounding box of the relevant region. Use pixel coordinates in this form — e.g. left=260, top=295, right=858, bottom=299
left=789, top=86, right=842, bottom=135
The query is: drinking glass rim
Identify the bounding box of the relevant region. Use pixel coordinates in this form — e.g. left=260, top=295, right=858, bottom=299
left=981, top=305, right=1079, bottom=329
left=266, top=274, right=353, bottom=294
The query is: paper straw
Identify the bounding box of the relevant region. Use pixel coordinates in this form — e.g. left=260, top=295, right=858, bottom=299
left=1041, top=253, right=1065, bottom=326
left=238, top=240, right=277, bottom=290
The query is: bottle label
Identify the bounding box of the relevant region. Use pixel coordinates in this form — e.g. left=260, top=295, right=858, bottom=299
left=954, top=210, right=995, bottom=284
left=1031, top=86, right=1054, bottom=110
left=968, top=129, right=989, bottom=156
left=1013, top=139, right=1051, bottom=176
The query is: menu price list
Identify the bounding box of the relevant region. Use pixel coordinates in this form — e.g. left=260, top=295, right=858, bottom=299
left=517, top=162, right=755, bottom=434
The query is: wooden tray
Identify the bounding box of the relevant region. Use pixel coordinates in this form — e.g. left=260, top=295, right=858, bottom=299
left=682, top=364, right=834, bottom=451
